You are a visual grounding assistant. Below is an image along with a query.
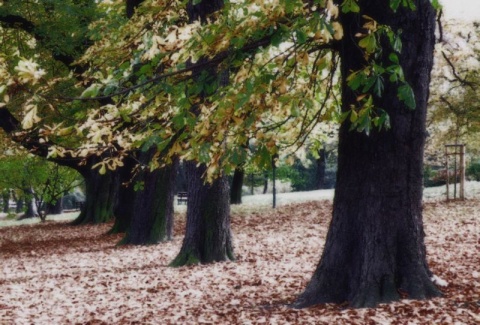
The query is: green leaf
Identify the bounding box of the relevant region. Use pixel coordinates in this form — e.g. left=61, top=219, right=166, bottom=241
left=387, top=30, right=403, bottom=53
left=134, top=181, right=144, bottom=192
left=373, top=76, right=384, bottom=97
left=296, top=30, right=308, bottom=44
left=271, top=30, right=284, bottom=47
left=398, top=84, right=416, bottom=109
left=81, top=84, right=101, bottom=98
left=347, top=71, right=366, bottom=91
left=389, top=53, right=399, bottom=64
left=283, top=0, right=296, bottom=14
left=172, top=113, right=186, bottom=129
left=430, top=0, right=441, bottom=10
left=362, top=76, right=376, bottom=93
left=141, top=135, right=161, bottom=152
left=350, top=109, right=358, bottom=123
left=231, top=147, right=247, bottom=165
left=358, top=34, right=377, bottom=54
left=341, top=0, right=360, bottom=13
left=390, top=0, right=401, bottom=12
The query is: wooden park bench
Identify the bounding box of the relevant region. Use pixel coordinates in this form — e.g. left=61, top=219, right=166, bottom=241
left=177, top=192, right=188, bottom=205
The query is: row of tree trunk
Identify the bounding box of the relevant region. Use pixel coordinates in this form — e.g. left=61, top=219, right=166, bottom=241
left=0, top=0, right=441, bottom=309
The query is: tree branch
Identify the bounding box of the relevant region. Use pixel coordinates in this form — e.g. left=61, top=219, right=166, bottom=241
left=0, top=108, right=84, bottom=170
left=441, top=51, right=477, bottom=89
left=0, top=13, right=87, bottom=73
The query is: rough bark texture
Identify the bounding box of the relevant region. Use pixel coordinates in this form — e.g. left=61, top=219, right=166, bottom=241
left=119, top=150, right=178, bottom=245
left=109, top=156, right=138, bottom=234
left=230, top=168, right=244, bottom=205
left=170, top=0, right=234, bottom=266
left=170, top=161, right=234, bottom=266
left=72, top=165, right=119, bottom=225
left=295, top=0, right=441, bottom=308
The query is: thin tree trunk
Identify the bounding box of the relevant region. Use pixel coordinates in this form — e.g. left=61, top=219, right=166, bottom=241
left=250, top=174, right=254, bottom=195
left=262, top=171, right=268, bottom=194
left=20, top=188, right=39, bottom=219
left=15, top=198, right=24, bottom=214
left=295, top=0, right=441, bottom=308
left=230, top=167, right=244, bottom=204
left=315, top=149, right=327, bottom=190
left=170, top=161, right=234, bottom=266
left=2, top=191, right=9, bottom=213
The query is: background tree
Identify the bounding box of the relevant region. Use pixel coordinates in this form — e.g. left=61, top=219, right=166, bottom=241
left=0, top=154, right=81, bottom=220
left=0, top=1, right=123, bottom=225
left=427, top=19, right=480, bottom=155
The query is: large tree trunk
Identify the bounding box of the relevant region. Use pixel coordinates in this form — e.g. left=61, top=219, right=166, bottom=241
left=295, top=0, right=441, bottom=308
left=72, top=167, right=119, bottom=225
left=170, top=161, right=234, bottom=266
left=230, top=167, right=244, bottom=204
left=109, top=156, right=138, bottom=234
left=169, top=0, right=234, bottom=266
left=119, top=150, right=177, bottom=245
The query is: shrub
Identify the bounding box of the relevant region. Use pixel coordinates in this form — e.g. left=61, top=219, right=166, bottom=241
left=467, top=160, right=480, bottom=181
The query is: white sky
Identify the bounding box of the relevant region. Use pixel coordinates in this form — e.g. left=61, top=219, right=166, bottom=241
left=441, top=0, right=480, bottom=21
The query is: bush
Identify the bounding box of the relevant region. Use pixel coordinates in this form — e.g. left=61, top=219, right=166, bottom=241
left=467, top=160, right=480, bottom=181
left=424, top=166, right=446, bottom=187
left=424, top=166, right=457, bottom=187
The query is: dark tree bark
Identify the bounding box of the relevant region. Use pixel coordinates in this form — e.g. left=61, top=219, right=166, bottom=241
left=15, top=198, right=24, bottom=214
left=2, top=191, right=10, bottom=213
left=126, top=0, right=145, bottom=19
left=295, top=0, right=441, bottom=308
left=262, top=171, right=268, bottom=194
left=170, top=161, right=234, bottom=266
left=315, top=149, right=327, bottom=190
left=230, top=168, right=244, bottom=204
left=118, top=150, right=178, bottom=245
left=72, top=163, right=119, bottom=225
left=46, top=199, right=63, bottom=215
left=170, top=0, right=234, bottom=266
left=109, top=156, right=138, bottom=234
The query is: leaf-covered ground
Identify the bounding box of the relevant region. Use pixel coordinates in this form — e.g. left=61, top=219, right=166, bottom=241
left=0, top=199, right=479, bottom=324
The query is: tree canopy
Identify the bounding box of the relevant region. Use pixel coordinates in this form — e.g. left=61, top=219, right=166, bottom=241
left=0, top=0, right=439, bottom=179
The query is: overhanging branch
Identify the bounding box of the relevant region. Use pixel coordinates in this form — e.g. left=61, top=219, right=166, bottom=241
left=0, top=13, right=86, bottom=73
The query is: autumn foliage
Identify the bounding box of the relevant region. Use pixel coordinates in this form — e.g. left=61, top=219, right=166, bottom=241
left=0, top=199, right=478, bottom=324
